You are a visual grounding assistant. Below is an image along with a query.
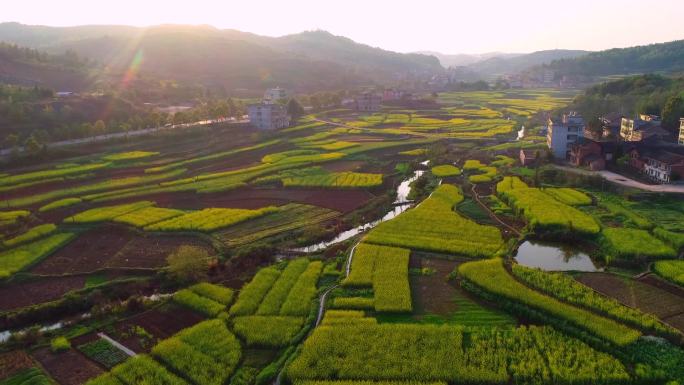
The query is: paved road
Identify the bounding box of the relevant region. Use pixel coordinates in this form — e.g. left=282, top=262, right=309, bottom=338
left=0, top=118, right=249, bottom=157
left=552, top=165, right=684, bottom=193
left=98, top=332, right=136, bottom=357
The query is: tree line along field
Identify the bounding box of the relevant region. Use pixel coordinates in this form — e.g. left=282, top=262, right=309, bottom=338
left=4, top=89, right=684, bottom=385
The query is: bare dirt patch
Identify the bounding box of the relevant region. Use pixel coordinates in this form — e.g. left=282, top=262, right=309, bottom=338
left=106, top=235, right=215, bottom=269
left=411, top=257, right=461, bottom=315
left=32, top=347, right=103, bottom=385
left=0, top=350, right=35, bottom=380
left=107, top=305, right=205, bottom=353
left=576, top=272, right=684, bottom=332
left=150, top=187, right=375, bottom=213
left=31, top=226, right=134, bottom=275
left=0, top=276, right=86, bottom=311
left=30, top=226, right=214, bottom=274
left=322, top=160, right=366, bottom=173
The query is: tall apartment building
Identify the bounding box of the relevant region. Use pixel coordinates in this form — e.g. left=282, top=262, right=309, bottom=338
left=247, top=103, right=290, bottom=130
left=547, top=112, right=584, bottom=159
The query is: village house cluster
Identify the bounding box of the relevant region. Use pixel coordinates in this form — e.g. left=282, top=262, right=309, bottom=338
left=545, top=111, right=684, bottom=184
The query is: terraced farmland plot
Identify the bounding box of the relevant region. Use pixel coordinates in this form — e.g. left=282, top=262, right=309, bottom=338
left=458, top=258, right=641, bottom=345
left=496, top=177, right=599, bottom=234
left=66, top=201, right=154, bottom=223
left=270, top=167, right=383, bottom=188
left=576, top=272, right=684, bottom=333
left=145, top=206, right=277, bottom=231
left=364, top=184, right=504, bottom=257
left=213, top=203, right=340, bottom=247
left=544, top=187, right=592, bottom=206
left=601, top=227, right=676, bottom=260
left=0, top=232, right=76, bottom=278
left=342, top=243, right=412, bottom=312
left=113, top=206, right=185, bottom=227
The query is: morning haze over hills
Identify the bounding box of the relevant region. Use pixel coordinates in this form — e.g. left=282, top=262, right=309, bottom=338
left=3, top=4, right=684, bottom=385
left=1, top=22, right=683, bottom=95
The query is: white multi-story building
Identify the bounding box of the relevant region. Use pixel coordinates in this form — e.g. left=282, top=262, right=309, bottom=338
left=547, top=112, right=584, bottom=159
left=679, top=118, right=684, bottom=145
left=247, top=103, right=290, bottom=130
left=263, top=87, right=288, bottom=103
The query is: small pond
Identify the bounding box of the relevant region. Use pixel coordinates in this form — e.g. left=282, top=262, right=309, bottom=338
left=514, top=240, right=601, bottom=272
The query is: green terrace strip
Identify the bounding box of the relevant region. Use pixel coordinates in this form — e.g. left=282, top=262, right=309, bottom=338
left=598, top=198, right=653, bottom=229
left=229, top=267, right=281, bottom=316
left=144, top=139, right=280, bottom=173
left=2, top=223, right=56, bottom=248
left=601, top=227, right=677, bottom=260
left=431, top=164, right=461, bottom=177
left=342, top=243, right=377, bottom=286
left=145, top=207, right=277, bottom=232
left=364, top=184, right=504, bottom=257
left=286, top=323, right=469, bottom=382
left=497, top=177, right=600, bottom=234
left=491, top=155, right=515, bottom=167
left=113, top=207, right=185, bottom=228
left=0, top=162, right=110, bottom=188
left=271, top=167, right=382, bottom=188
left=285, top=321, right=627, bottom=384
left=280, top=261, right=323, bottom=316
left=653, top=227, right=684, bottom=250
left=38, top=197, right=83, bottom=212
left=213, top=203, right=340, bottom=247
left=458, top=258, right=641, bottom=345
left=543, top=188, right=592, bottom=206
left=0, top=368, right=53, bottom=385
left=173, top=288, right=226, bottom=317
left=463, top=326, right=630, bottom=384
left=188, top=282, right=234, bottom=305
left=0, top=210, right=30, bottom=227
left=78, top=338, right=129, bottom=369
left=257, top=259, right=310, bottom=315
left=5, top=168, right=186, bottom=208
left=372, top=245, right=411, bottom=312
left=512, top=264, right=679, bottom=338
left=151, top=320, right=242, bottom=385
left=65, top=201, right=155, bottom=223
left=399, top=148, right=427, bottom=156
left=231, top=316, right=304, bottom=347
left=654, top=260, right=684, bottom=287
left=463, top=159, right=497, bottom=183
left=103, top=151, right=159, bottom=161
left=301, top=140, right=359, bottom=151
left=342, top=243, right=411, bottom=312
left=85, top=354, right=188, bottom=385
left=0, top=232, right=75, bottom=278
left=331, top=297, right=375, bottom=310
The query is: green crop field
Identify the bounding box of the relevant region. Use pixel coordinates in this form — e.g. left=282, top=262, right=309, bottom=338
left=364, top=184, right=503, bottom=257
left=601, top=227, right=676, bottom=260
left=497, top=177, right=600, bottom=234
left=0, top=232, right=75, bottom=278
left=431, top=165, right=461, bottom=177
left=512, top=264, right=677, bottom=337
left=145, top=206, right=277, bottom=232
left=459, top=258, right=641, bottom=345
left=654, top=260, right=684, bottom=287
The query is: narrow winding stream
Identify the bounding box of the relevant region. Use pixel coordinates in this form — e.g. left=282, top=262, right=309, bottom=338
left=294, top=170, right=425, bottom=253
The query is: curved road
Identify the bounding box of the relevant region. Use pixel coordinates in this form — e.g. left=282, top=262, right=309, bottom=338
left=552, top=165, right=684, bottom=193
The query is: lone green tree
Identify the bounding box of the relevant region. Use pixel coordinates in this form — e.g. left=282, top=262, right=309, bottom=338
left=166, top=245, right=210, bottom=283
left=287, top=98, right=305, bottom=118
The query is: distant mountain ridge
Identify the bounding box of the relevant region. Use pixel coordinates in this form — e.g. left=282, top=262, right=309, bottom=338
left=535, top=39, right=684, bottom=76
left=0, top=23, right=443, bottom=93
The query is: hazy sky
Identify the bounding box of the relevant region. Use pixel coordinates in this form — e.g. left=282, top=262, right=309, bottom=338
left=3, top=0, right=684, bottom=54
